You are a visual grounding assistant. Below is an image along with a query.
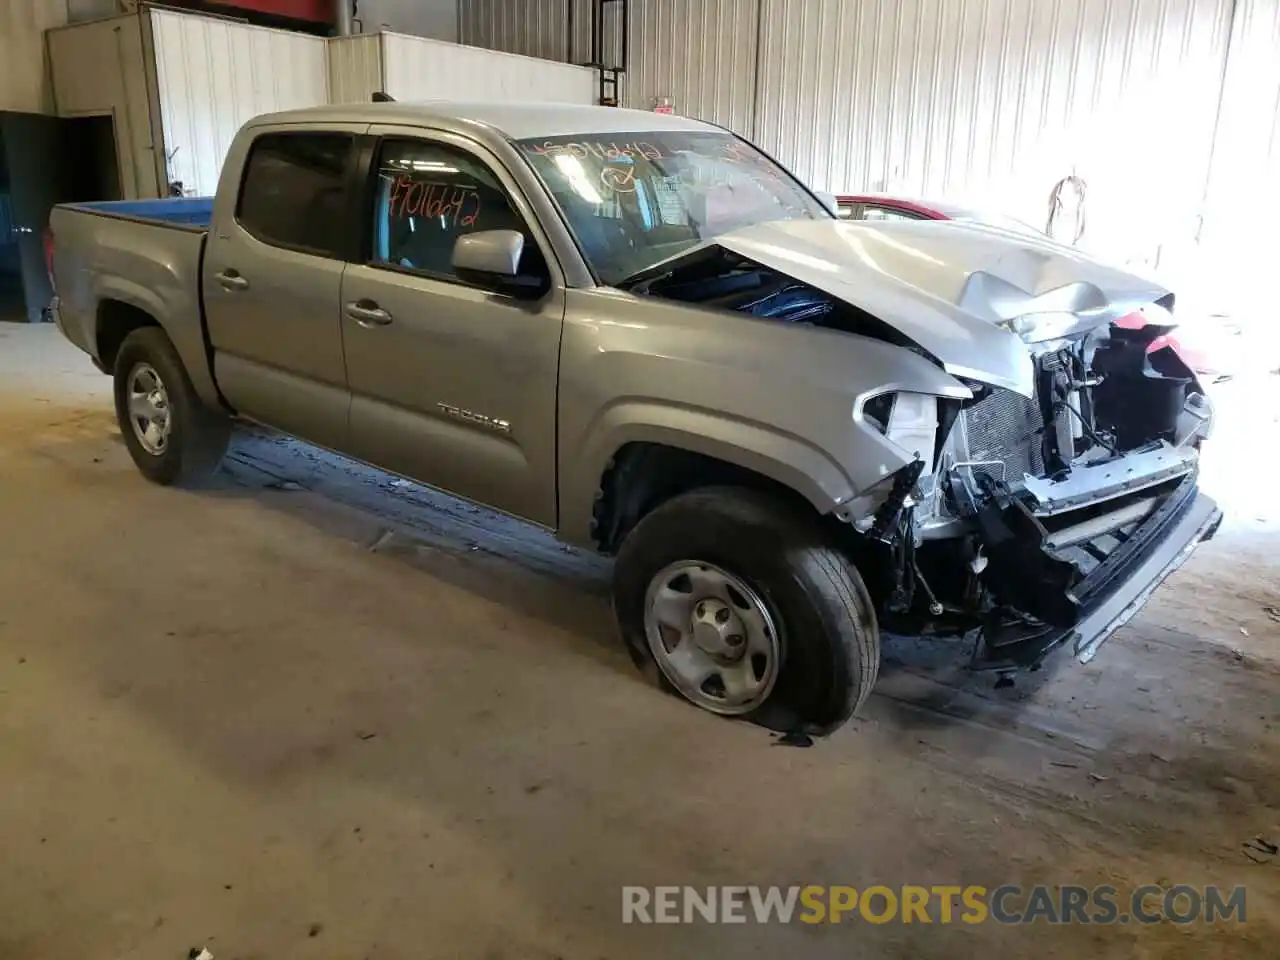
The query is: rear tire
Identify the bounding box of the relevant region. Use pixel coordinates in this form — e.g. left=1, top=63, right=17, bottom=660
left=613, top=487, right=880, bottom=735
left=113, top=327, right=230, bottom=486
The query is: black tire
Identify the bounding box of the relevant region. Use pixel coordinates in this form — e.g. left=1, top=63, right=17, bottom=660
left=613, top=486, right=880, bottom=735
left=113, top=327, right=230, bottom=486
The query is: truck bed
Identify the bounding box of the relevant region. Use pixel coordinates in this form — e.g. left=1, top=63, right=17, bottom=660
left=50, top=199, right=212, bottom=400
left=66, top=197, right=213, bottom=230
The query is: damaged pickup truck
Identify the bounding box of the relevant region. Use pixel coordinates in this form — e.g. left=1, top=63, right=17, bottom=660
left=49, top=102, right=1220, bottom=735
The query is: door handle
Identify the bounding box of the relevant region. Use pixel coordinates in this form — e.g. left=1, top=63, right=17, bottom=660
left=216, top=269, right=249, bottom=291
left=345, top=300, right=393, bottom=327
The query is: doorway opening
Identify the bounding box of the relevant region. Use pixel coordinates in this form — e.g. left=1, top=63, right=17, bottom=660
left=0, top=126, right=21, bottom=322
left=60, top=115, right=122, bottom=205
left=1, top=112, right=122, bottom=323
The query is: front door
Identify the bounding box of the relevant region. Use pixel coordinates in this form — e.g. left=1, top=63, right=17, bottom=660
left=339, top=128, right=564, bottom=527
left=202, top=125, right=364, bottom=451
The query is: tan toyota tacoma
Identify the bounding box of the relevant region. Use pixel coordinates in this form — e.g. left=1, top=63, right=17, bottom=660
left=49, top=101, right=1221, bottom=735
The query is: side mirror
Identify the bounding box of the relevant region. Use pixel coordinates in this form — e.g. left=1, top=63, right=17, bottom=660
left=452, top=229, right=547, bottom=299
left=453, top=229, right=523, bottom=278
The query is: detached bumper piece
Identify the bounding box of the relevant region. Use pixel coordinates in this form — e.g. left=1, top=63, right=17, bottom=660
left=974, top=474, right=1222, bottom=670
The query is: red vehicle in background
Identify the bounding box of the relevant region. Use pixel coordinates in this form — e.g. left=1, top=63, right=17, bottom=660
left=835, top=193, right=1225, bottom=378
left=835, top=193, right=1043, bottom=234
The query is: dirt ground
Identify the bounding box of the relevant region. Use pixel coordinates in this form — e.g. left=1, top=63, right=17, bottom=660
left=0, top=323, right=1277, bottom=959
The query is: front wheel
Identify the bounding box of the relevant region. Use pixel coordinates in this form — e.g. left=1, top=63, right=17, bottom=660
left=613, top=487, right=880, bottom=735
left=113, top=327, right=230, bottom=486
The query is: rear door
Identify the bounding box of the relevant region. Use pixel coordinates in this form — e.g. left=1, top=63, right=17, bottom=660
left=202, top=124, right=364, bottom=450
left=338, top=127, right=565, bottom=527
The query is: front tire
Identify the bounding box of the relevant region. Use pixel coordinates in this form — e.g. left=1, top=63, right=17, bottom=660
left=113, top=327, right=230, bottom=486
left=613, top=487, right=880, bottom=735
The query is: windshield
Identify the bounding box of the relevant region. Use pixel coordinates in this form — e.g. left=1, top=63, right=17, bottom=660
left=516, top=131, right=830, bottom=285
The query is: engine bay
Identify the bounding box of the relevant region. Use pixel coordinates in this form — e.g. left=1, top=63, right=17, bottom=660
left=1029, top=324, right=1207, bottom=472
left=622, top=247, right=922, bottom=348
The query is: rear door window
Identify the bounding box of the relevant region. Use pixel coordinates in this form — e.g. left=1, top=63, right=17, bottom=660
left=236, top=133, right=354, bottom=258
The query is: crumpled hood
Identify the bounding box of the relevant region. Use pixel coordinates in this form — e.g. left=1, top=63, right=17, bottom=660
left=711, top=218, right=1173, bottom=397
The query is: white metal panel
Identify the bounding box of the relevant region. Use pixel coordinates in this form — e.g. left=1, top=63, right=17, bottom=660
left=149, top=8, right=329, bottom=197
left=46, top=15, right=160, bottom=199
left=382, top=31, right=595, bottom=104
left=754, top=0, right=1233, bottom=273
left=0, top=0, right=71, bottom=113
left=621, top=0, right=759, bottom=132
left=1199, top=0, right=1280, bottom=315
left=48, top=16, right=128, bottom=116
left=328, top=33, right=385, bottom=104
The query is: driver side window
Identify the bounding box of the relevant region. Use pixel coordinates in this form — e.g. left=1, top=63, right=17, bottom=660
left=370, top=139, right=543, bottom=283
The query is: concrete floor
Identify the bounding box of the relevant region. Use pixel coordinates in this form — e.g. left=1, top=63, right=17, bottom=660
left=0, top=323, right=1277, bottom=959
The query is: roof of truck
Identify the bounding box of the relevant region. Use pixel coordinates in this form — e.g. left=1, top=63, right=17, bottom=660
left=247, top=101, right=717, bottom=140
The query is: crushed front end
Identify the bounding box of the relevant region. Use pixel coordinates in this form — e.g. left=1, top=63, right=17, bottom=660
left=623, top=218, right=1224, bottom=671
left=858, top=305, right=1222, bottom=672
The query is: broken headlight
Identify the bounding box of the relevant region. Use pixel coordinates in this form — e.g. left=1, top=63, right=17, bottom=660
left=858, top=391, right=940, bottom=474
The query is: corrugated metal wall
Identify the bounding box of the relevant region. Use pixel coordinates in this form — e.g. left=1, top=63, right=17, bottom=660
left=754, top=0, right=1234, bottom=272
left=459, top=0, right=604, bottom=64
left=0, top=0, right=71, bottom=114
left=328, top=33, right=385, bottom=104
left=459, top=0, right=760, bottom=127
left=47, top=15, right=160, bottom=199
left=620, top=0, right=759, bottom=130
left=460, top=0, right=578, bottom=61
left=382, top=31, right=596, bottom=104
left=1199, top=0, right=1280, bottom=313
left=460, top=0, right=1242, bottom=273
left=357, top=0, right=459, bottom=40
left=150, top=8, right=329, bottom=196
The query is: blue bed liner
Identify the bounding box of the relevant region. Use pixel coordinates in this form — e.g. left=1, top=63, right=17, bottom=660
left=72, top=196, right=214, bottom=228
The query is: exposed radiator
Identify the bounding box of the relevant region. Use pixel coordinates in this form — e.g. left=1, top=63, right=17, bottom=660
left=963, top=389, right=1047, bottom=482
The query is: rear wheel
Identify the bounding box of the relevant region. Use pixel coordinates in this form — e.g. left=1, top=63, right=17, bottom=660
left=113, top=327, right=230, bottom=486
left=613, top=487, right=880, bottom=735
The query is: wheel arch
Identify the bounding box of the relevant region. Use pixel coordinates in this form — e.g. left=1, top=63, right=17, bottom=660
left=95, top=298, right=161, bottom=373
left=562, top=403, right=856, bottom=551
left=92, top=276, right=223, bottom=410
